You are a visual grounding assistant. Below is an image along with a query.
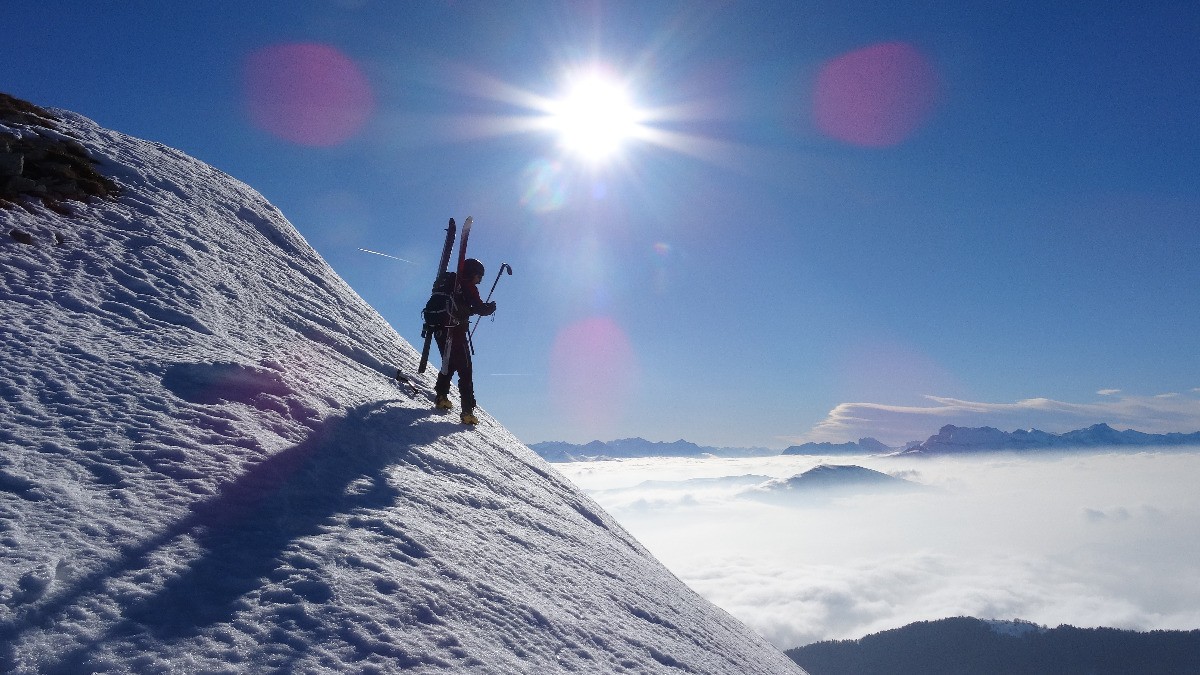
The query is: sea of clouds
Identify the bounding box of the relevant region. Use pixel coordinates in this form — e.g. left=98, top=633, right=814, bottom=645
left=556, top=451, right=1200, bottom=649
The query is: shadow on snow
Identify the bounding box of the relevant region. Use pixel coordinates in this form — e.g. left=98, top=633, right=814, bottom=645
left=1, top=400, right=469, bottom=672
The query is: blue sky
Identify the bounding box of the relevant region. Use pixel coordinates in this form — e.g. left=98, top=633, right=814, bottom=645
left=6, top=0, right=1199, bottom=447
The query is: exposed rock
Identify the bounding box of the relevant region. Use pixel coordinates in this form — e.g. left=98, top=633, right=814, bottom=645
left=0, top=92, right=58, bottom=128
left=0, top=92, right=120, bottom=209
left=0, top=150, right=22, bottom=176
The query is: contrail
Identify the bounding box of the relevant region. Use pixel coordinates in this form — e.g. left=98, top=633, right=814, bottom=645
left=358, top=248, right=416, bottom=264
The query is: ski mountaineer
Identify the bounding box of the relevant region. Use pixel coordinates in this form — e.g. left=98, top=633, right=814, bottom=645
left=434, top=258, right=496, bottom=424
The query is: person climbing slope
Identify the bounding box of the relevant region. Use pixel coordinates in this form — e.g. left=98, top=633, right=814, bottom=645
left=434, top=257, right=495, bottom=424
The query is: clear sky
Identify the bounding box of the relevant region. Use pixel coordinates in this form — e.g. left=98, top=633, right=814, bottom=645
left=6, top=0, right=1199, bottom=447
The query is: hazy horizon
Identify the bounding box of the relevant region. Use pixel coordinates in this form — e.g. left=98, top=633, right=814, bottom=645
left=529, top=419, right=1200, bottom=452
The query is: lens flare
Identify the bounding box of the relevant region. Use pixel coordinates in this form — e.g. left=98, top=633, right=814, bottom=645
left=520, top=158, right=569, bottom=213
left=814, top=42, right=939, bottom=147
left=243, top=43, right=375, bottom=147
left=549, top=317, right=638, bottom=434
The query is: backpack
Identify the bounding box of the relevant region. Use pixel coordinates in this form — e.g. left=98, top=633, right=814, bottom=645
left=421, top=271, right=460, bottom=337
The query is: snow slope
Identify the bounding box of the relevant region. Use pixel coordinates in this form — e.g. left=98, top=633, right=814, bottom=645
left=0, top=101, right=805, bottom=674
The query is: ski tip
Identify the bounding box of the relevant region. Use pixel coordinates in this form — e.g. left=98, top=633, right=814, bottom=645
left=448, top=217, right=455, bottom=227
left=464, top=216, right=473, bottom=226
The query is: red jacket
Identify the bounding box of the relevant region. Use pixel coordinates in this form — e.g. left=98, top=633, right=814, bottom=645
left=450, top=281, right=493, bottom=337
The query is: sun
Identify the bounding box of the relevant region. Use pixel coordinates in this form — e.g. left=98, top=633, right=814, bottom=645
left=428, top=59, right=747, bottom=173
left=546, top=69, right=643, bottom=163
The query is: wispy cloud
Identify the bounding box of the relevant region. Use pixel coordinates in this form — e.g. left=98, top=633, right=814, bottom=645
left=794, top=392, right=1200, bottom=446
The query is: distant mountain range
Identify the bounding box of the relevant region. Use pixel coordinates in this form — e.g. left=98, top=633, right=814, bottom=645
left=781, top=438, right=892, bottom=455
left=899, top=423, right=1200, bottom=455
left=528, top=438, right=777, bottom=462
left=786, top=616, right=1200, bottom=675
left=530, top=424, right=1200, bottom=462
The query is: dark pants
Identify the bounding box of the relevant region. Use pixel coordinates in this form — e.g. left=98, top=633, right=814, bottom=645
left=434, top=330, right=474, bottom=411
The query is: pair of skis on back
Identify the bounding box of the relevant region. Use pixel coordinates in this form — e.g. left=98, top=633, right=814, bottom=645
left=418, top=216, right=472, bottom=375
left=394, top=216, right=471, bottom=401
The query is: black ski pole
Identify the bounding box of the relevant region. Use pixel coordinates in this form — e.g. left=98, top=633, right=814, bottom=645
left=471, top=263, right=512, bottom=341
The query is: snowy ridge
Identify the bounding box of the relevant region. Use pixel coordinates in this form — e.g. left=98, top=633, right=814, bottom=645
left=0, top=102, right=804, bottom=673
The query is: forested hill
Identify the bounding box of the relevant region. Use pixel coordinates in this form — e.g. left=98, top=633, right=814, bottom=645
left=787, top=616, right=1200, bottom=675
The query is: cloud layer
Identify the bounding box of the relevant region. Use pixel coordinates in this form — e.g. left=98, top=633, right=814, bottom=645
left=559, top=452, right=1200, bottom=648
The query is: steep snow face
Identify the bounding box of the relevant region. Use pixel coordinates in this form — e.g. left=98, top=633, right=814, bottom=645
left=0, top=105, right=804, bottom=674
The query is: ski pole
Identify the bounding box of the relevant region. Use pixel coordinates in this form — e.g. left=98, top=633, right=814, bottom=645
left=471, top=262, right=512, bottom=340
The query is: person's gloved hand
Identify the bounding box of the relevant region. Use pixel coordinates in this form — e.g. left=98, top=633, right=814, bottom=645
left=479, top=301, right=497, bottom=317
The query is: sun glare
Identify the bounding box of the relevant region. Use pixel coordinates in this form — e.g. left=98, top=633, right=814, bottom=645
left=436, top=59, right=761, bottom=176
left=547, top=71, right=642, bottom=163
